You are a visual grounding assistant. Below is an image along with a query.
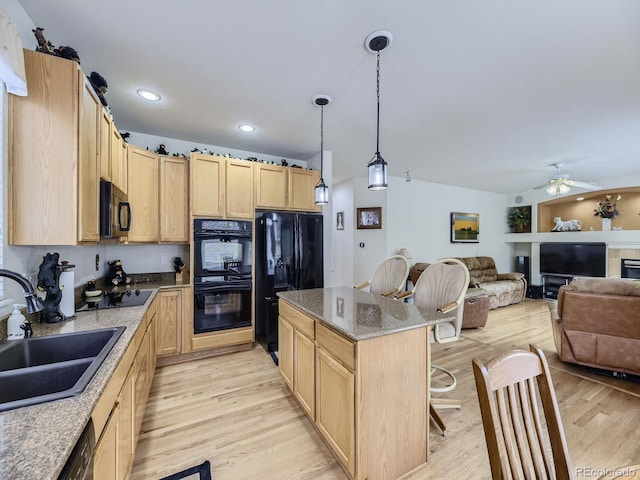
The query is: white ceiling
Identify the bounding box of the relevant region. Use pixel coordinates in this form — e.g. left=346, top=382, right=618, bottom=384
left=15, top=0, right=640, bottom=194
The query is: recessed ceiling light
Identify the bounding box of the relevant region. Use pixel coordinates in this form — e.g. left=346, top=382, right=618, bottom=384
left=137, top=89, right=161, bottom=101
left=238, top=124, right=255, bottom=133
left=576, top=197, right=585, bottom=201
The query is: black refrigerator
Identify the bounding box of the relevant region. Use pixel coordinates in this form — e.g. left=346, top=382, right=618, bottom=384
left=255, top=211, right=323, bottom=354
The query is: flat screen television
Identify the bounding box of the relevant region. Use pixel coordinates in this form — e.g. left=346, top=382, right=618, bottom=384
left=539, top=242, right=606, bottom=277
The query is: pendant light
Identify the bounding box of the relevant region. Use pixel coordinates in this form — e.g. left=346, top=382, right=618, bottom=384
left=313, top=94, right=331, bottom=205
left=365, top=31, right=393, bottom=190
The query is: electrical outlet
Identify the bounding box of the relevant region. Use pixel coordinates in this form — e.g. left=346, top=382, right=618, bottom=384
left=161, top=255, right=168, bottom=265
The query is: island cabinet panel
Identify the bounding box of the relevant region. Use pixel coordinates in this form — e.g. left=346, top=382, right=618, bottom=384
left=278, top=296, right=432, bottom=480
left=9, top=49, right=100, bottom=245
left=316, top=346, right=356, bottom=476
left=127, top=146, right=159, bottom=242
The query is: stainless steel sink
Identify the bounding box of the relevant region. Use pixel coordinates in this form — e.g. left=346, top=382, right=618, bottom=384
left=0, top=327, right=125, bottom=412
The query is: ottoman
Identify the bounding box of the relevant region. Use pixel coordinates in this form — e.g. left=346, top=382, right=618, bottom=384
left=461, top=288, right=490, bottom=329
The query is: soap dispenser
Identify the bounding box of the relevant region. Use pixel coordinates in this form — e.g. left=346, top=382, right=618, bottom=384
left=7, top=304, right=27, bottom=340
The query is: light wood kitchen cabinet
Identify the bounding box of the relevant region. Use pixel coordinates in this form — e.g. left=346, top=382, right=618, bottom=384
left=316, top=346, right=355, bottom=475
left=92, top=301, right=157, bottom=480
left=111, top=128, right=127, bottom=193
left=254, top=163, right=322, bottom=212
left=278, top=301, right=316, bottom=420
left=289, top=168, right=322, bottom=212
left=255, top=163, right=288, bottom=209
left=156, top=288, right=183, bottom=357
left=191, top=153, right=254, bottom=219
left=279, top=298, right=429, bottom=480
left=226, top=159, right=255, bottom=219
left=9, top=49, right=100, bottom=245
left=160, top=156, right=189, bottom=242
left=93, top=405, right=118, bottom=480
left=127, top=146, right=159, bottom=242
left=99, top=108, right=112, bottom=181
left=191, top=153, right=225, bottom=217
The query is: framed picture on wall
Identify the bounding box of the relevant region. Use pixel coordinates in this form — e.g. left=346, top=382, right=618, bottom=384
left=336, top=211, right=344, bottom=230
left=451, top=212, right=479, bottom=243
left=357, top=207, right=382, bottom=229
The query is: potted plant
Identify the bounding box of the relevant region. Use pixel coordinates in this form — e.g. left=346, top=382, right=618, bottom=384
left=507, top=207, right=530, bottom=233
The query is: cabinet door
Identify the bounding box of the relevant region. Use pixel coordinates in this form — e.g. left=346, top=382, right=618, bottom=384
left=94, top=406, right=118, bottom=480
left=160, top=157, right=189, bottom=242
left=98, top=108, right=111, bottom=181
left=316, top=347, right=355, bottom=476
left=77, top=76, right=100, bottom=242
left=117, top=370, right=135, bottom=480
left=133, top=333, right=150, bottom=445
left=111, top=127, right=127, bottom=193
left=278, top=317, right=294, bottom=389
left=156, top=289, right=183, bottom=357
left=294, top=330, right=315, bottom=420
left=127, top=147, right=159, bottom=242
left=255, top=164, right=287, bottom=209
left=289, top=169, right=322, bottom=212
left=9, top=50, right=77, bottom=245
left=191, top=153, right=225, bottom=217
left=226, top=159, right=254, bottom=219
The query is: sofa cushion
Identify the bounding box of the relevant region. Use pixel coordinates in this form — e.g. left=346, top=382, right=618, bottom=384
left=477, top=280, right=525, bottom=309
left=458, top=256, right=498, bottom=285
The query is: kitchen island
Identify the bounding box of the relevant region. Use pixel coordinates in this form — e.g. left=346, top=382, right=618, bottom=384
left=277, top=287, right=455, bottom=480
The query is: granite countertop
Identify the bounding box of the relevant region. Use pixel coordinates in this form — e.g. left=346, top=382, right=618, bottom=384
left=0, top=281, right=190, bottom=480
left=277, top=286, right=454, bottom=341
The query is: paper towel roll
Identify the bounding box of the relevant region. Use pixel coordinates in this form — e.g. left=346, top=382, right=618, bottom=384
left=59, top=271, right=75, bottom=318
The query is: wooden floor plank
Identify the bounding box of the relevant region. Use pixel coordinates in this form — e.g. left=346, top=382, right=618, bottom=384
left=131, top=299, right=640, bottom=480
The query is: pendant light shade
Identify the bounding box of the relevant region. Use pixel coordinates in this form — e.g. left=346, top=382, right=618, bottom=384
left=365, top=31, right=392, bottom=190
left=313, top=94, right=331, bottom=205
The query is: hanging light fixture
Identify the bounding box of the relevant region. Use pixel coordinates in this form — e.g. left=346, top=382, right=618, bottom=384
left=313, top=94, right=331, bottom=205
left=365, top=31, right=393, bottom=190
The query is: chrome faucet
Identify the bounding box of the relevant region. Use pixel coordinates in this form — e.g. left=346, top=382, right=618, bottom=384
left=0, top=269, right=44, bottom=314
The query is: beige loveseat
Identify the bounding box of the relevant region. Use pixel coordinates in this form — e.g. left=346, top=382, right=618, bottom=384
left=409, top=256, right=526, bottom=310
left=549, top=277, right=640, bottom=376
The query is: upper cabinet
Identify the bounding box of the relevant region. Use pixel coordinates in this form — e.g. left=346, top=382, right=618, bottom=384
left=191, top=154, right=254, bottom=219
left=127, top=146, right=159, bottom=242
left=254, top=164, right=322, bottom=212
left=159, top=156, right=189, bottom=242
left=111, top=128, right=128, bottom=194
left=9, top=49, right=100, bottom=245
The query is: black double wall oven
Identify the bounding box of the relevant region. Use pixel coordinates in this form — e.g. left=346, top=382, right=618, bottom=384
left=193, top=219, right=253, bottom=334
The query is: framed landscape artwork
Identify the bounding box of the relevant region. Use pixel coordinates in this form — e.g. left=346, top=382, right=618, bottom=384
left=451, top=212, right=479, bottom=243
left=356, top=207, right=382, bottom=229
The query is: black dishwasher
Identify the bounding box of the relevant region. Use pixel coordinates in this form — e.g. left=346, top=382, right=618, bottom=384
left=58, top=419, right=95, bottom=480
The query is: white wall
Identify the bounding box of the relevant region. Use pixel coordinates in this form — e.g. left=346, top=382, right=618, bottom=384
left=348, top=175, right=513, bottom=285
left=331, top=180, right=354, bottom=287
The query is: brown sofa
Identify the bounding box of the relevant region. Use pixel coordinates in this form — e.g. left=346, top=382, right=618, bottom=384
left=410, top=256, right=527, bottom=310
left=549, top=277, right=640, bottom=376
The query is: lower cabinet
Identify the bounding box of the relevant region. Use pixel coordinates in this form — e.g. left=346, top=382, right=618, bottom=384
left=278, top=299, right=429, bottom=480
left=156, top=288, right=183, bottom=357
left=93, top=299, right=157, bottom=480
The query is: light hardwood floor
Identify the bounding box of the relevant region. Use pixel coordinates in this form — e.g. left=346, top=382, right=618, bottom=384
left=131, top=299, right=640, bottom=479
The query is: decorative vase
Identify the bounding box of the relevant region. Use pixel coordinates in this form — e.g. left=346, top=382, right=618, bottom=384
left=601, top=218, right=611, bottom=231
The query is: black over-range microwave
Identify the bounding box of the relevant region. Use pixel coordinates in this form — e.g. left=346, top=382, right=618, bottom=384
left=100, top=179, right=131, bottom=239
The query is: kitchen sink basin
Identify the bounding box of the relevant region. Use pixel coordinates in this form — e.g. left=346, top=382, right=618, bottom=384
left=0, top=326, right=125, bottom=412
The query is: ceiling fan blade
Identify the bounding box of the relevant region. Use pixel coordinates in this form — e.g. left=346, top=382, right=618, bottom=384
left=533, top=183, right=550, bottom=190
left=565, top=180, right=602, bottom=190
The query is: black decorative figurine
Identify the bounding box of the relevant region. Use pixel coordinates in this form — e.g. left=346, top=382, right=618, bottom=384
left=37, top=252, right=64, bottom=323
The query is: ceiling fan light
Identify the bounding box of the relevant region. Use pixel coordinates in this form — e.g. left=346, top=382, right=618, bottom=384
left=546, top=185, right=557, bottom=196
left=559, top=184, right=571, bottom=195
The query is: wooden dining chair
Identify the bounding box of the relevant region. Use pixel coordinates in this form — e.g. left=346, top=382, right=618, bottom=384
left=472, top=344, right=573, bottom=480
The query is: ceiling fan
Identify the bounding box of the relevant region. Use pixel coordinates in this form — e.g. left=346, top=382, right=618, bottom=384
left=534, top=162, right=602, bottom=195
